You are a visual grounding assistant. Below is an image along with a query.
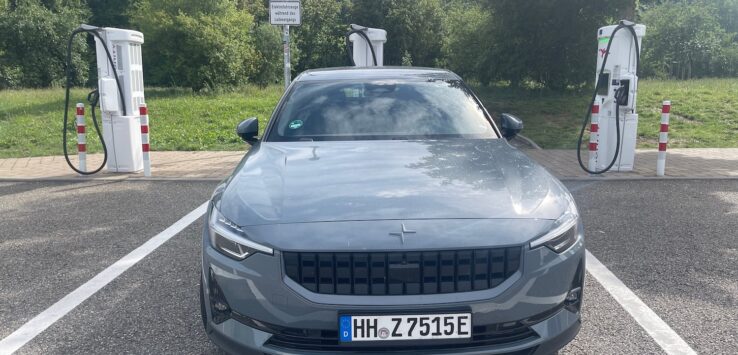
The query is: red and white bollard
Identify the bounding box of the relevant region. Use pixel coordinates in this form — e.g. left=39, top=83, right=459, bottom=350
left=656, top=100, right=670, bottom=176
left=76, top=103, right=87, bottom=173
left=588, top=104, right=600, bottom=172
left=139, top=103, right=152, bottom=177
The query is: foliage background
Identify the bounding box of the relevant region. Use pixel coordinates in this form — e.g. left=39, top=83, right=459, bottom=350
left=0, top=0, right=737, bottom=91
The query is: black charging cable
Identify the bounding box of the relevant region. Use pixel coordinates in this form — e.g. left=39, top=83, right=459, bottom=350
left=345, top=26, right=378, bottom=66
left=576, top=21, right=640, bottom=174
left=62, top=25, right=128, bottom=175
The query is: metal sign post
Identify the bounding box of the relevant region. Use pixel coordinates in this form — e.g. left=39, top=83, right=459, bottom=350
left=270, top=0, right=301, bottom=89
left=283, top=25, right=290, bottom=89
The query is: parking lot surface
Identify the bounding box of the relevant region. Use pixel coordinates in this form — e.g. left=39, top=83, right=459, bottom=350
left=1, top=179, right=736, bottom=354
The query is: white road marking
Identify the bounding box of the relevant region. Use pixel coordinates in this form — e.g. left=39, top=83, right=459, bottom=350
left=586, top=250, right=697, bottom=355
left=0, top=202, right=208, bottom=355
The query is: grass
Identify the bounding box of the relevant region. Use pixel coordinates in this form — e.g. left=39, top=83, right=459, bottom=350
left=1, top=79, right=736, bottom=158
left=0, top=86, right=283, bottom=158
left=474, top=78, right=738, bottom=149
left=637, top=79, right=738, bottom=148
left=474, top=86, right=586, bottom=149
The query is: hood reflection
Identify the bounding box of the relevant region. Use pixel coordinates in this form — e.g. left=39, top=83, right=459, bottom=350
left=219, top=140, right=568, bottom=226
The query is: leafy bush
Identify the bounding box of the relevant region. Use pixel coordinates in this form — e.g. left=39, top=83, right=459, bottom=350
left=0, top=0, right=89, bottom=89
left=293, top=0, right=350, bottom=71
left=476, top=0, right=631, bottom=89
left=130, top=0, right=257, bottom=90
left=714, top=0, right=738, bottom=34
left=640, top=1, right=729, bottom=79
left=351, top=0, right=445, bottom=67
left=252, top=23, right=282, bottom=87
left=441, top=1, right=490, bottom=80
left=2, top=0, right=737, bottom=91
left=721, top=43, right=738, bottom=77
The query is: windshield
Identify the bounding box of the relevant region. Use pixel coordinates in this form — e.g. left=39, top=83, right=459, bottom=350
left=266, top=78, right=497, bottom=141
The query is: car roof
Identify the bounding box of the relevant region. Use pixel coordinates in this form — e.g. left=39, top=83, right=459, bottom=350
left=294, top=67, right=462, bottom=82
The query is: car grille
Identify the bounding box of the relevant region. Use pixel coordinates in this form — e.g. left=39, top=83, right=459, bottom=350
left=283, top=247, right=522, bottom=295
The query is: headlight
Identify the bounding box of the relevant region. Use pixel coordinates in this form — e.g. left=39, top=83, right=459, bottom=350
left=530, top=199, right=579, bottom=253
left=209, top=208, right=273, bottom=260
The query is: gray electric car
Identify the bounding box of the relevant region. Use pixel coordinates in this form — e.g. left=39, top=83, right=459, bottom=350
left=200, top=67, right=584, bottom=354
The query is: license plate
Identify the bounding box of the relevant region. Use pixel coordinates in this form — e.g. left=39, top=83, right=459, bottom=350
left=339, top=313, right=471, bottom=342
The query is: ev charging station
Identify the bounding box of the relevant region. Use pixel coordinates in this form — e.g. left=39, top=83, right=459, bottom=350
left=592, top=23, right=645, bottom=172
left=92, top=26, right=146, bottom=173
left=63, top=25, right=147, bottom=175
left=348, top=24, right=387, bottom=67
left=577, top=20, right=646, bottom=174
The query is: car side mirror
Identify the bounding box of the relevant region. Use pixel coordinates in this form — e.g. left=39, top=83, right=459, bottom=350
left=237, top=117, right=259, bottom=144
left=500, top=113, right=523, bottom=140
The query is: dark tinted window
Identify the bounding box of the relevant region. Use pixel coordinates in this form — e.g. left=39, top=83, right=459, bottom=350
left=267, top=79, right=497, bottom=141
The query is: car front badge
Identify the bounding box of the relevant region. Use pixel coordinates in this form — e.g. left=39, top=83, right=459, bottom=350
left=389, top=223, right=416, bottom=244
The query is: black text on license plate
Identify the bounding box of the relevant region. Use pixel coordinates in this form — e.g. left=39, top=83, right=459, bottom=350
left=339, top=313, right=471, bottom=342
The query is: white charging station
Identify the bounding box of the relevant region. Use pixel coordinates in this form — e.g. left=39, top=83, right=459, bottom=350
left=93, top=27, right=146, bottom=173
left=348, top=24, right=386, bottom=67
left=593, top=23, right=645, bottom=172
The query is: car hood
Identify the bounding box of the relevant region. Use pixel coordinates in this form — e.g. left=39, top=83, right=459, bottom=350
left=218, top=140, right=571, bottom=227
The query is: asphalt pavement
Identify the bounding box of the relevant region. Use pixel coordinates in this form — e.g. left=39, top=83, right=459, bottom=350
left=1, top=179, right=736, bottom=354
left=568, top=179, right=738, bottom=354
left=0, top=181, right=214, bottom=341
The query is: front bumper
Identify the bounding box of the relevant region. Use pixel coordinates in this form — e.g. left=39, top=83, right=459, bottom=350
left=208, top=309, right=580, bottom=355
left=201, top=222, right=585, bottom=354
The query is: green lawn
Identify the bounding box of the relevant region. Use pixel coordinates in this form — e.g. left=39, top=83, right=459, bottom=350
left=0, top=86, right=283, bottom=158
left=476, top=78, right=738, bottom=149
left=1, top=79, right=736, bottom=158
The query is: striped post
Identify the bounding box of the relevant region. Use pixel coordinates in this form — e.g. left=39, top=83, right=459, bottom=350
left=656, top=101, right=670, bottom=176
left=76, top=103, right=87, bottom=173
left=139, top=103, right=151, bottom=176
left=588, top=104, right=600, bottom=172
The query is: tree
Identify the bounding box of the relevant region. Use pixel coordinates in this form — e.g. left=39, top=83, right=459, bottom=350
left=350, top=0, right=388, bottom=29
left=130, top=0, right=257, bottom=90
left=621, top=0, right=637, bottom=20
left=87, top=0, right=132, bottom=27
left=350, top=0, right=445, bottom=67
left=714, top=0, right=738, bottom=35
left=238, top=0, right=269, bottom=23
left=293, top=0, right=350, bottom=71
left=252, top=23, right=282, bottom=86
left=477, top=0, right=632, bottom=88
left=441, top=1, right=491, bottom=80
left=641, top=1, right=728, bottom=78
left=385, top=0, right=445, bottom=67
left=0, top=0, right=90, bottom=88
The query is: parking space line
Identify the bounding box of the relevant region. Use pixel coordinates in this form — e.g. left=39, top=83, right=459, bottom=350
left=0, top=202, right=208, bottom=355
left=586, top=250, right=697, bottom=355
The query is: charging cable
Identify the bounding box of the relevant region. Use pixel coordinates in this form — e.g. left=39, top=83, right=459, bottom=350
left=62, top=25, right=128, bottom=175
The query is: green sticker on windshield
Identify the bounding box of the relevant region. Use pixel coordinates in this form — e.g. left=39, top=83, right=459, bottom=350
left=288, top=119, right=303, bottom=129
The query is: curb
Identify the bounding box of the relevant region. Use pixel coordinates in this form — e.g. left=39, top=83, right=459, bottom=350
left=3, top=175, right=737, bottom=183
left=559, top=175, right=738, bottom=181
